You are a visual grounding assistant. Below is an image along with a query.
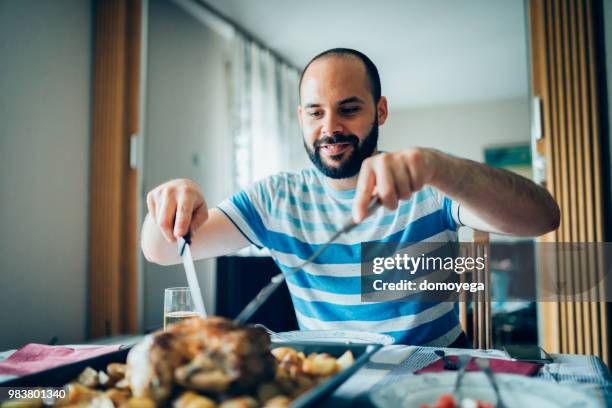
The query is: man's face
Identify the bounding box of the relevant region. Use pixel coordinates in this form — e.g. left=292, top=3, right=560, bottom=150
left=299, top=56, right=387, bottom=179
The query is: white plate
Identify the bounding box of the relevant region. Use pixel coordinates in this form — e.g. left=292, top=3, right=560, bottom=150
left=272, top=330, right=395, bottom=345
left=370, top=372, right=600, bottom=408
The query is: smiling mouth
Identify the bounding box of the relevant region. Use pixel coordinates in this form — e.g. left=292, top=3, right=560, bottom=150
left=319, top=142, right=352, bottom=156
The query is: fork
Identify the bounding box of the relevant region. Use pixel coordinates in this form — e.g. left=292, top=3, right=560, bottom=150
left=475, top=358, right=507, bottom=408
left=235, top=197, right=380, bottom=324
left=453, top=355, right=472, bottom=403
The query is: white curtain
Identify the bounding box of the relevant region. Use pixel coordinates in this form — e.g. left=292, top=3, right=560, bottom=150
left=229, top=35, right=303, bottom=191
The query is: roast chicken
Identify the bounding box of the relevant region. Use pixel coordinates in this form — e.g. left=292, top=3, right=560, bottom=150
left=126, top=316, right=276, bottom=404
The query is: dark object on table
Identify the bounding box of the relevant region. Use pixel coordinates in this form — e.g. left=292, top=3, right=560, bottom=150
left=503, top=344, right=553, bottom=363
left=434, top=350, right=458, bottom=370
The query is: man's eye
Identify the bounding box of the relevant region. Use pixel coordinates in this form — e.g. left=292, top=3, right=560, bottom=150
left=308, top=111, right=322, bottom=118
left=340, top=107, right=360, bottom=115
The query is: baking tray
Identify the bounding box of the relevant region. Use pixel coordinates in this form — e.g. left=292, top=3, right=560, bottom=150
left=1, top=341, right=382, bottom=407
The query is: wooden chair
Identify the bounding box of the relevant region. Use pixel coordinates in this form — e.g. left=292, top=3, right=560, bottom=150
left=458, top=229, right=492, bottom=349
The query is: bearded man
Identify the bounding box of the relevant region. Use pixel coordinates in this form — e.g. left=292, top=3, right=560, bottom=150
left=141, top=48, right=559, bottom=347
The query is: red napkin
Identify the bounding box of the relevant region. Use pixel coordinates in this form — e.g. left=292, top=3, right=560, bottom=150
left=0, top=343, right=122, bottom=376
left=416, top=355, right=542, bottom=376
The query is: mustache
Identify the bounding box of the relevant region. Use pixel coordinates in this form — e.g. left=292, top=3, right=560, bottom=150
left=314, top=134, right=359, bottom=149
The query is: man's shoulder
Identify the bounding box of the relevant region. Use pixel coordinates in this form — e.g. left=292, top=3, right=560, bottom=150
left=257, top=167, right=322, bottom=192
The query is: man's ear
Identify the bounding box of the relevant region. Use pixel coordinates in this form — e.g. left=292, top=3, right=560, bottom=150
left=297, top=105, right=304, bottom=129
left=377, top=96, right=388, bottom=126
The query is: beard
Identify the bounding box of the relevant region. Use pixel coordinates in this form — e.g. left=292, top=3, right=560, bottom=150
left=304, top=120, right=379, bottom=179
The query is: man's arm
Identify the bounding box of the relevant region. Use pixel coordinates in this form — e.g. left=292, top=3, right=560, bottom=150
left=353, top=148, right=560, bottom=237
left=429, top=151, right=560, bottom=236
left=141, top=179, right=250, bottom=265
left=141, top=208, right=250, bottom=265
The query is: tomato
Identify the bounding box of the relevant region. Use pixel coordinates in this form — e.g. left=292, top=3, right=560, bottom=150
left=436, top=394, right=457, bottom=408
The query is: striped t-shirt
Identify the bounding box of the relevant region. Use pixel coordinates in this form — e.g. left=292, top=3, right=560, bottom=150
left=218, top=167, right=463, bottom=346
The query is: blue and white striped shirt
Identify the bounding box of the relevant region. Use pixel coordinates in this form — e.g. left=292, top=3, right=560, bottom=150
left=218, top=167, right=463, bottom=346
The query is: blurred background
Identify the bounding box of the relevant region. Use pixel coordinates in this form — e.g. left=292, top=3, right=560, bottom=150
left=1, top=0, right=611, bottom=363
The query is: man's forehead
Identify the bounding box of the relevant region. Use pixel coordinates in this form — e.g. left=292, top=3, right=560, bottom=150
left=300, top=56, right=371, bottom=103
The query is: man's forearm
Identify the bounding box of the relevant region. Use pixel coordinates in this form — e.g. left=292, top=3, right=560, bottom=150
left=428, top=150, right=560, bottom=236
left=141, top=209, right=251, bottom=265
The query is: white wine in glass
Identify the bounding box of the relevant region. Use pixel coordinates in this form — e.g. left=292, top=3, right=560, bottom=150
left=163, top=287, right=201, bottom=330
left=164, top=310, right=200, bottom=329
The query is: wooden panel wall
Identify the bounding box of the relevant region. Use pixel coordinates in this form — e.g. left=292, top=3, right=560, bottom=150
left=458, top=230, right=492, bottom=350
left=471, top=230, right=492, bottom=350
left=89, top=0, right=141, bottom=338
left=528, top=0, right=607, bottom=362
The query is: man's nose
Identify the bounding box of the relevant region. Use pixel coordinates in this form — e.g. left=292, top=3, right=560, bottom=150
left=322, top=112, right=343, bottom=136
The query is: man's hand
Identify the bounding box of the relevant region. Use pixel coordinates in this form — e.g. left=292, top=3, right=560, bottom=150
left=142, top=178, right=249, bottom=265
left=353, top=149, right=437, bottom=223
left=146, top=178, right=208, bottom=242
left=353, top=147, right=560, bottom=237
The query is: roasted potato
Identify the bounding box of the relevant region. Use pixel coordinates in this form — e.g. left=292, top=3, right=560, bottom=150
left=261, top=396, right=290, bottom=408
left=125, top=396, right=156, bottom=408
left=1, top=399, right=43, bottom=408
left=173, top=391, right=216, bottom=408
left=218, top=396, right=258, bottom=408
left=304, top=353, right=337, bottom=376
left=77, top=367, right=99, bottom=388
left=104, top=388, right=130, bottom=406
left=335, top=350, right=355, bottom=371
left=87, top=395, right=115, bottom=408
left=63, top=383, right=98, bottom=405
left=106, top=363, right=127, bottom=381
left=269, top=348, right=295, bottom=362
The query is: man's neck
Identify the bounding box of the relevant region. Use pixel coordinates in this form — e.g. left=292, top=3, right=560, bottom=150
left=325, top=175, right=359, bottom=191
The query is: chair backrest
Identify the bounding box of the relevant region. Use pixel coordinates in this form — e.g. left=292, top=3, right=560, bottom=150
left=458, top=229, right=492, bottom=349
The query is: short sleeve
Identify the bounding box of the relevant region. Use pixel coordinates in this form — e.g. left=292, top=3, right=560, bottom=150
left=431, top=188, right=462, bottom=231
left=217, top=179, right=272, bottom=249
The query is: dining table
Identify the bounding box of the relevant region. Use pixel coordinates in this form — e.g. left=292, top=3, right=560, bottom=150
left=1, top=341, right=611, bottom=407
left=320, top=345, right=612, bottom=407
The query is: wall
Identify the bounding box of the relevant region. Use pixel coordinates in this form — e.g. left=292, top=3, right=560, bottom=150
left=143, top=0, right=232, bottom=331
left=0, top=0, right=92, bottom=349
left=603, top=0, right=612, bottom=241
left=380, top=97, right=531, bottom=162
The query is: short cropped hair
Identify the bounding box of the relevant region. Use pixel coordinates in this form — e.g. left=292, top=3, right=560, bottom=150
left=299, top=48, right=381, bottom=103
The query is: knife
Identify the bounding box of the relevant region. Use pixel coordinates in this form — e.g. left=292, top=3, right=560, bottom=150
left=177, top=230, right=207, bottom=317
left=234, top=197, right=380, bottom=325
